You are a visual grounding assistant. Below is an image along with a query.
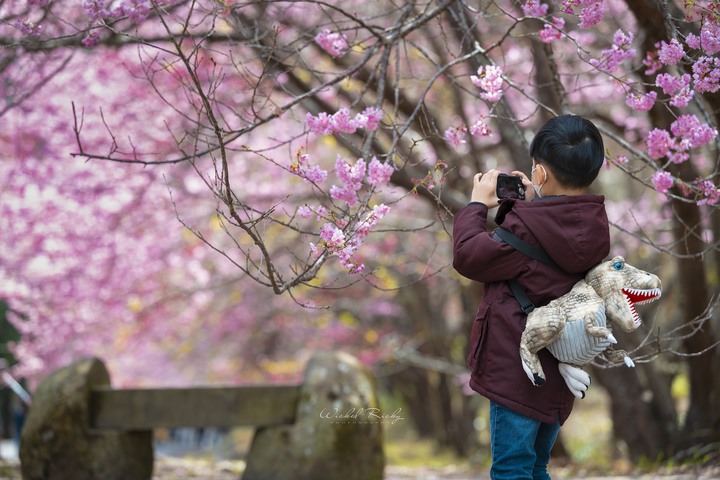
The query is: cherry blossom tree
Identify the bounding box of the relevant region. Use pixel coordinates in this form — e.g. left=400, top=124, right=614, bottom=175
left=2, top=0, right=719, bottom=460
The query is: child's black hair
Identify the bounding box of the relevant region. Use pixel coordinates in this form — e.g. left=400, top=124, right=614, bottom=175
left=529, top=114, right=605, bottom=188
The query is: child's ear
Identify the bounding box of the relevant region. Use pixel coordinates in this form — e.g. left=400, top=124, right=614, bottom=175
left=536, top=164, right=548, bottom=184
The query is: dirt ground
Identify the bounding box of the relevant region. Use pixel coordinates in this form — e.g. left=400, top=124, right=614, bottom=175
left=1, top=458, right=718, bottom=479
left=147, top=459, right=720, bottom=479
left=151, top=458, right=720, bottom=479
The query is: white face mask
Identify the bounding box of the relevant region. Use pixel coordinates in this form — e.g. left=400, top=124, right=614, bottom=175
left=531, top=164, right=546, bottom=198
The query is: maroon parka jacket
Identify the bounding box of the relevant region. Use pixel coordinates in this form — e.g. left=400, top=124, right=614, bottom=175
left=453, top=195, right=610, bottom=425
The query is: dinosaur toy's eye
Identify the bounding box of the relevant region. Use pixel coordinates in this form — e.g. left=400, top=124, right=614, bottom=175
left=613, top=261, right=624, bottom=270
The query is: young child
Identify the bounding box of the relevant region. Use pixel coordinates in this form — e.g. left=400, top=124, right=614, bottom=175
left=452, top=114, right=610, bottom=480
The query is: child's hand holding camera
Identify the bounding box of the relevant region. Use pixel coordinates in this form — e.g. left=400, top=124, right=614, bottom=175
left=471, top=169, right=534, bottom=208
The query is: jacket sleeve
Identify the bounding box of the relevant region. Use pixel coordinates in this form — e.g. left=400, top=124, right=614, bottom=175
left=452, top=203, right=527, bottom=283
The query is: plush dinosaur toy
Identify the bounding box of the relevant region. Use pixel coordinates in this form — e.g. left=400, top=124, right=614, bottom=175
left=520, top=256, right=662, bottom=391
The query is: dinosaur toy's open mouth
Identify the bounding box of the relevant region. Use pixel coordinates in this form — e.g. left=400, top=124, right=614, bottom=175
left=622, top=288, right=662, bottom=326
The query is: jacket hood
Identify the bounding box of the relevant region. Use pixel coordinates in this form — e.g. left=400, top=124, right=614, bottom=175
left=496, top=195, right=610, bottom=273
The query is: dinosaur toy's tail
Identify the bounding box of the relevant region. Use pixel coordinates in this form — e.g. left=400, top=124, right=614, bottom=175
left=520, top=342, right=546, bottom=386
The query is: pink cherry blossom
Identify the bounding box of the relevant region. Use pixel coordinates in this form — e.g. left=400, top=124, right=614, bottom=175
left=651, top=171, right=674, bottom=193
left=320, top=223, right=346, bottom=250
left=330, top=108, right=357, bottom=134
left=330, top=156, right=366, bottom=206
left=355, top=204, right=391, bottom=238
left=695, top=180, right=720, bottom=206
left=614, top=155, right=629, bottom=165
left=539, top=17, right=565, bottom=43
left=560, top=0, right=604, bottom=26
left=643, top=50, right=662, bottom=75
left=590, top=30, right=635, bottom=73
left=521, top=0, right=548, bottom=17
left=117, top=0, right=153, bottom=23
left=317, top=202, right=390, bottom=275
left=656, top=73, right=683, bottom=95
left=670, top=88, right=693, bottom=109
left=668, top=150, right=689, bottom=164
left=13, top=19, right=42, bottom=37
left=82, top=0, right=111, bottom=21
left=367, top=157, right=394, bottom=186
left=315, top=29, right=349, bottom=57
left=306, top=112, right=334, bottom=135
left=470, top=65, right=504, bottom=102
left=82, top=30, right=101, bottom=48
left=469, top=118, right=493, bottom=137
left=290, top=152, right=328, bottom=184
left=646, top=128, right=674, bottom=159
left=306, top=107, right=385, bottom=136
left=657, top=38, right=685, bottom=65
left=655, top=73, right=693, bottom=108
left=686, top=32, right=701, bottom=50
left=692, top=56, right=720, bottom=93
left=699, top=18, right=720, bottom=55
left=354, top=107, right=383, bottom=131
left=444, top=125, right=467, bottom=148
left=670, top=115, right=718, bottom=149
left=578, top=1, right=604, bottom=29
left=625, top=91, right=656, bottom=112
left=298, top=205, right=313, bottom=219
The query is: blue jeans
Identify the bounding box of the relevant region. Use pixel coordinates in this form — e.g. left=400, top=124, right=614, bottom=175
left=489, top=402, right=561, bottom=480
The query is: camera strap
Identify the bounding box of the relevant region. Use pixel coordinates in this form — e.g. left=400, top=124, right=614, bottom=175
left=493, top=227, right=563, bottom=315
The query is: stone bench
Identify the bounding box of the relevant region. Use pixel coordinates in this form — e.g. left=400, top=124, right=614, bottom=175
left=19, top=352, right=384, bottom=480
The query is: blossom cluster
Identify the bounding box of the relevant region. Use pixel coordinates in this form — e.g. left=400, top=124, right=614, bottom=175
left=645, top=115, right=717, bottom=163
left=520, top=1, right=564, bottom=44
left=296, top=153, right=394, bottom=273
left=625, top=91, right=656, bottom=112
left=444, top=125, right=467, bottom=149
left=652, top=173, right=720, bottom=206
left=693, top=180, right=720, bottom=206
left=470, top=65, right=504, bottom=102
left=590, top=29, right=636, bottom=73
left=633, top=20, right=720, bottom=112
left=692, top=56, right=720, bottom=94
left=521, top=0, right=548, bottom=16
left=657, top=38, right=685, bottom=65
left=82, top=0, right=155, bottom=23
left=330, top=155, right=368, bottom=206
left=328, top=155, right=394, bottom=206
left=651, top=171, right=674, bottom=194
left=313, top=204, right=391, bottom=274
left=289, top=150, right=328, bottom=184
left=306, top=107, right=383, bottom=136
left=686, top=18, right=720, bottom=55
left=655, top=73, right=693, bottom=108
left=315, top=29, right=349, bottom=57
left=13, top=17, right=43, bottom=37
left=560, top=0, right=604, bottom=29
left=444, top=117, right=493, bottom=149
left=79, top=0, right=164, bottom=46
left=539, top=17, right=565, bottom=44
left=298, top=204, right=328, bottom=221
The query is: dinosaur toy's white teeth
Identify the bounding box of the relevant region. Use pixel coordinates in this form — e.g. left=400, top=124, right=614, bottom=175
left=623, top=293, right=642, bottom=327
left=623, top=287, right=662, bottom=305
left=622, top=288, right=661, bottom=327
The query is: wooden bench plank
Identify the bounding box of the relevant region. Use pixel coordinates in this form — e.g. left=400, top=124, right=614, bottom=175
left=89, top=385, right=301, bottom=430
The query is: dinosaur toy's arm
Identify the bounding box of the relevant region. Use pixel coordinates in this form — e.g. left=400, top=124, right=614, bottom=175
left=600, top=346, right=635, bottom=367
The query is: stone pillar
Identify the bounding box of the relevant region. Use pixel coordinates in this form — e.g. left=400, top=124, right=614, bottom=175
left=243, top=351, right=385, bottom=480
left=20, top=357, right=153, bottom=480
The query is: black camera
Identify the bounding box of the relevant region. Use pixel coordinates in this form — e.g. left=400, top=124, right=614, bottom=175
left=496, top=173, right=525, bottom=200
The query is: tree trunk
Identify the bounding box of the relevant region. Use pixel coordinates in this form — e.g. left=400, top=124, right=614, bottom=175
left=611, top=0, right=720, bottom=459
left=670, top=192, right=720, bottom=450
left=591, top=361, right=676, bottom=460
left=383, top=280, right=480, bottom=457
